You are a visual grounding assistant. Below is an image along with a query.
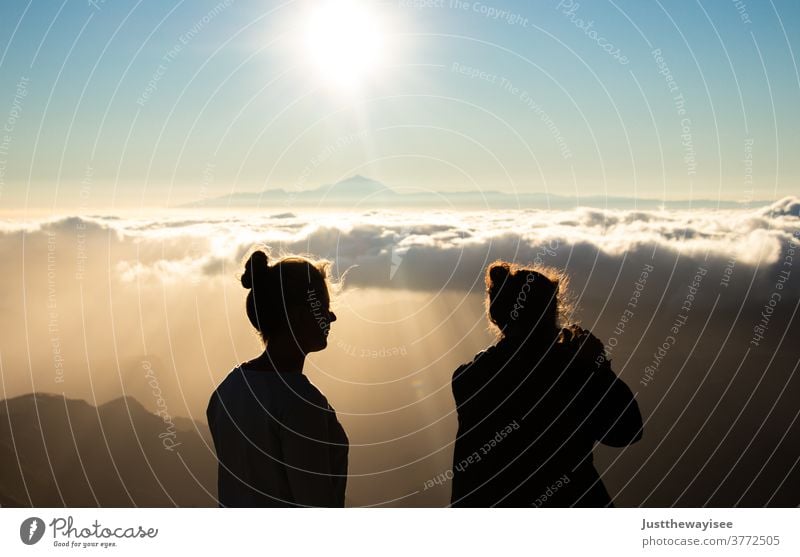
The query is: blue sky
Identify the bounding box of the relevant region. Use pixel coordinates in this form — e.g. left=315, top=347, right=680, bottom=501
left=0, top=0, right=798, bottom=208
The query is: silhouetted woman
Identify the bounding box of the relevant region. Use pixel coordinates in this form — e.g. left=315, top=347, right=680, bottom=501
left=451, top=261, right=642, bottom=507
left=207, top=250, right=348, bottom=507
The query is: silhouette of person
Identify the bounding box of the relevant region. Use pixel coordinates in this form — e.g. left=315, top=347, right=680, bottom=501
left=206, top=250, right=348, bottom=507
left=451, top=261, right=643, bottom=507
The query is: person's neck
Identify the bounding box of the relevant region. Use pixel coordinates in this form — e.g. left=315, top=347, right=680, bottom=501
left=501, top=327, right=559, bottom=349
left=258, top=338, right=307, bottom=373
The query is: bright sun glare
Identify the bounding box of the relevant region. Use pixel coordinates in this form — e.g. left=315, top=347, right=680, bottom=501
left=304, top=0, right=386, bottom=91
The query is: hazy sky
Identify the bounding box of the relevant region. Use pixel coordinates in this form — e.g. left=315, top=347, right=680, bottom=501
left=0, top=0, right=798, bottom=209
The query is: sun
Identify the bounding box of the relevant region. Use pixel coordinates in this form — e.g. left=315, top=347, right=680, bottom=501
left=304, top=0, right=387, bottom=91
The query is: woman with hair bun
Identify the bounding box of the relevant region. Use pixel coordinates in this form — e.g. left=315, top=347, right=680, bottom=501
left=206, top=249, right=348, bottom=507
left=450, top=260, right=643, bottom=507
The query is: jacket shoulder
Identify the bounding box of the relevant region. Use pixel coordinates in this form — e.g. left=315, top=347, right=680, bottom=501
left=452, top=347, right=496, bottom=381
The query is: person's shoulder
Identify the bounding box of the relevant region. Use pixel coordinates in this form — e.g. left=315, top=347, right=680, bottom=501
left=453, top=346, right=497, bottom=381
left=249, top=370, right=326, bottom=403
left=206, top=366, right=248, bottom=421
left=211, top=366, right=302, bottom=406
left=208, top=366, right=242, bottom=398
left=271, top=373, right=329, bottom=410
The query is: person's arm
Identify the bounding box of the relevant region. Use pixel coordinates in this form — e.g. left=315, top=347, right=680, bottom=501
left=326, top=407, right=349, bottom=507
left=278, top=395, right=339, bottom=507
left=561, top=326, right=644, bottom=447
left=586, top=361, right=644, bottom=447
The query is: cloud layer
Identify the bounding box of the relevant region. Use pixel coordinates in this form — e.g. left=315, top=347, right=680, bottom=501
left=1, top=198, right=798, bottom=507
left=6, top=196, right=797, bottom=289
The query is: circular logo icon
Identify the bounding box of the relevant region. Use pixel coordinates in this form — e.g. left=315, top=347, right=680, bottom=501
left=20, top=517, right=45, bottom=545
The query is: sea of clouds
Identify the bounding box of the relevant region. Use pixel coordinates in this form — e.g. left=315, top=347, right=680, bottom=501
left=1, top=197, right=798, bottom=506
left=4, top=195, right=797, bottom=288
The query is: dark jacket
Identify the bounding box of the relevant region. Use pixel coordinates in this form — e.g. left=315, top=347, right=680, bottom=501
left=207, top=367, right=348, bottom=507
left=451, top=335, right=642, bottom=507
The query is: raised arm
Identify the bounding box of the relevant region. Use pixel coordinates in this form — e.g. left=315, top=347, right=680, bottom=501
left=560, top=325, right=644, bottom=447
left=586, top=360, right=643, bottom=447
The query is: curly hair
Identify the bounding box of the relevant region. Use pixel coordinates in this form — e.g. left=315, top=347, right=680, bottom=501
left=484, top=260, right=573, bottom=339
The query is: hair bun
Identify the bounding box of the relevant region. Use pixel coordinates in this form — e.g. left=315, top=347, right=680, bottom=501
left=489, top=262, right=511, bottom=284
left=241, top=250, right=270, bottom=289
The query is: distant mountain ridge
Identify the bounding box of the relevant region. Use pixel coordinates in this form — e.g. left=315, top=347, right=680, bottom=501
left=0, top=393, right=216, bottom=507
left=176, top=174, right=769, bottom=210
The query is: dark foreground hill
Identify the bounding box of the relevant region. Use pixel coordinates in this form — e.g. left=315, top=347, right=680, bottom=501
left=0, top=393, right=216, bottom=507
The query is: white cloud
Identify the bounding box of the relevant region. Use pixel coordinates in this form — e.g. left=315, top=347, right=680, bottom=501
left=4, top=197, right=795, bottom=284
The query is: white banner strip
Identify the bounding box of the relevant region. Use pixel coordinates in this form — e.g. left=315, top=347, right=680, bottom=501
left=1, top=508, right=798, bottom=556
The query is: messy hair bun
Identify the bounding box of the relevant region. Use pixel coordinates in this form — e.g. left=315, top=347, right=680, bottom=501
left=485, top=259, right=571, bottom=340
left=488, top=262, right=510, bottom=285
left=241, top=250, right=270, bottom=289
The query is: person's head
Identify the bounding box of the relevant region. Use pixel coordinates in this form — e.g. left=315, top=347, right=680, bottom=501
left=485, top=260, right=570, bottom=342
left=241, top=249, right=336, bottom=353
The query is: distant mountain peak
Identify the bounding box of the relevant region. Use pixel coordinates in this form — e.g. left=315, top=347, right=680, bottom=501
left=100, top=395, right=147, bottom=412
left=319, top=175, right=394, bottom=196
left=345, top=173, right=371, bottom=182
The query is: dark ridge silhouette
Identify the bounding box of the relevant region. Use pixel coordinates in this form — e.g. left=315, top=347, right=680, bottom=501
left=0, top=393, right=216, bottom=507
